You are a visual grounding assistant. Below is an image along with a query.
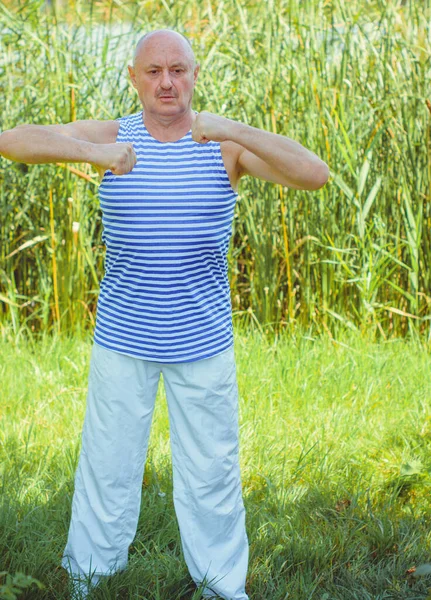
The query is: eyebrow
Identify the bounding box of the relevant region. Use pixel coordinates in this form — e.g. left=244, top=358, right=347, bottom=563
left=147, top=62, right=188, bottom=68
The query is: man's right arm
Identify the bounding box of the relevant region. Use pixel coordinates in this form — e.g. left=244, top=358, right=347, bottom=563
left=0, top=120, right=137, bottom=176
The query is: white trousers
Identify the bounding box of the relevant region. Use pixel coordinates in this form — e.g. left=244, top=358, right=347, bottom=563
left=61, top=341, right=249, bottom=600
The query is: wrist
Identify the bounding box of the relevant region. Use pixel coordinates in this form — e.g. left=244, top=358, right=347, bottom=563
left=80, top=140, right=97, bottom=165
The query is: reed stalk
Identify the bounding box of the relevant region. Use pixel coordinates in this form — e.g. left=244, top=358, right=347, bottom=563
left=48, top=187, right=60, bottom=331
left=0, top=0, right=429, bottom=339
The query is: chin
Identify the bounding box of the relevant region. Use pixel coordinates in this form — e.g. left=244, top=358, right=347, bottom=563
left=160, top=105, right=185, bottom=112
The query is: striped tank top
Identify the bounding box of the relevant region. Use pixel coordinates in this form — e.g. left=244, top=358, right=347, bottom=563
left=94, top=110, right=239, bottom=363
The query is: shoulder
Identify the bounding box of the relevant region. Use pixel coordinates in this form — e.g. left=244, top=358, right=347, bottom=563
left=220, top=139, right=243, bottom=158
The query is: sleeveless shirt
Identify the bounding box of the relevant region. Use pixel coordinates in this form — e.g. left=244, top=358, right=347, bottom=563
left=93, top=110, right=239, bottom=363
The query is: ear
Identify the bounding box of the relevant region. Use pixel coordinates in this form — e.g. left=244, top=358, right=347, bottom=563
left=193, top=63, right=200, bottom=84
left=128, top=65, right=137, bottom=88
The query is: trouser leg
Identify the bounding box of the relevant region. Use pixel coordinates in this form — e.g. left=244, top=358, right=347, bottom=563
left=61, top=342, right=161, bottom=585
left=162, top=345, right=249, bottom=600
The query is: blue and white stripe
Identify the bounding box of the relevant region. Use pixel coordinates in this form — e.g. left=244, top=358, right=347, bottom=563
left=93, top=110, right=239, bottom=363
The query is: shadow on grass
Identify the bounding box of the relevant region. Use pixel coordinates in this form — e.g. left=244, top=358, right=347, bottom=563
left=1, top=449, right=431, bottom=600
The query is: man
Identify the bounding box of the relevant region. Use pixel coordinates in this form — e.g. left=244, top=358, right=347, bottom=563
left=0, top=29, right=329, bottom=600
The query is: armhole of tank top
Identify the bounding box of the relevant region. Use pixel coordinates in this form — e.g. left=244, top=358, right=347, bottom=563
left=215, top=142, right=238, bottom=197
left=115, top=115, right=128, bottom=142
left=99, top=116, right=128, bottom=185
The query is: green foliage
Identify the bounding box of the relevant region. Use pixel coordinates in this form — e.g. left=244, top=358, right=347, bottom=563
left=0, top=571, right=45, bottom=600
left=0, top=0, right=430, bottom=339
left=1, top=326, right=431, bottom=598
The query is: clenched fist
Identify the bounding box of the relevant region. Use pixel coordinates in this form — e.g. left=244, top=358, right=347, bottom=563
left=191, top=111, right=232, bottom=144
left=91, top=142, right=137, bottom=177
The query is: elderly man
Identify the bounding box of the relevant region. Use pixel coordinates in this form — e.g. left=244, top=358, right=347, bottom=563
left=0, top=28, right=328, bottom=600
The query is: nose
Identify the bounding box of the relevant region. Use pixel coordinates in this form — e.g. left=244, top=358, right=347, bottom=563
left=160, top=69, right=173, bottom=89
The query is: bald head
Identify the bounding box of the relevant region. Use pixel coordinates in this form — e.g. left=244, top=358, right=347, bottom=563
left=128, top=28, right=200, bottom=119
left=133, top=29, right=196, bottom=69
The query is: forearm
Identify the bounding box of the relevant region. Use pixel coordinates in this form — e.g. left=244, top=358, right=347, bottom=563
left=229, top=121, right=329, bottom=180
left=0, top=126, right=94, bottom=164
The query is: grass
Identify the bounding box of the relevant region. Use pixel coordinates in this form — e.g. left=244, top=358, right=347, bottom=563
left=1, top=323, right=431, bottom=599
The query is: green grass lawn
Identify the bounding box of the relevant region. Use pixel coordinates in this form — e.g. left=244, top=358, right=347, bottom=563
left=1, top=326, right=431, bottom=599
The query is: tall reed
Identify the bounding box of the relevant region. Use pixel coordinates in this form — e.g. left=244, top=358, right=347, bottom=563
left=0, top=0, right=429, bottom=340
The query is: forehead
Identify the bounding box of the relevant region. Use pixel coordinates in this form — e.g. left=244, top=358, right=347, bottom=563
left=136, top=34, right=194, bottom=67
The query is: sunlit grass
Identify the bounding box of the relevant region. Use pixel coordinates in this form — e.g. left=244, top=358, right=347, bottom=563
left=1, top=325, right=431, bottom=598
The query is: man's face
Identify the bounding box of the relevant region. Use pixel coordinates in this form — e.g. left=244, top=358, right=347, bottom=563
left=128, top=33, right=199, bottom=118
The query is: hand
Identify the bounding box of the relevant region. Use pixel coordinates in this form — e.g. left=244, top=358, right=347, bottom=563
left=90, top=142, right=137, bottom=177
left=191, top=111, right=232, bottom=144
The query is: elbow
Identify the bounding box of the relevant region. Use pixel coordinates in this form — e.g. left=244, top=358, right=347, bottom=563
left=0, top=129, right=27, bottom=161
left=309, top=163, right=330, bottom=190
left=0, top=130, right=12, bottom=158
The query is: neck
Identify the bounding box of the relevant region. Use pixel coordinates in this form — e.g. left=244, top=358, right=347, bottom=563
left=142, top=108, right=196, bottom=142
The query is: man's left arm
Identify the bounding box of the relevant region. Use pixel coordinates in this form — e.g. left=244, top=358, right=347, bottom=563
left=192, top=111, right=330, bottom=191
